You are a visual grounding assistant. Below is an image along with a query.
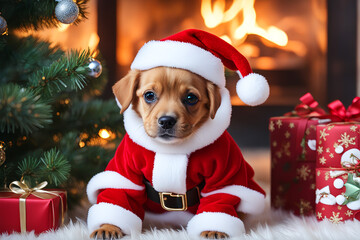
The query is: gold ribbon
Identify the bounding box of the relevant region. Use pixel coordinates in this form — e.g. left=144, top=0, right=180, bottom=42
left=9, top=181, right=65, bottom=233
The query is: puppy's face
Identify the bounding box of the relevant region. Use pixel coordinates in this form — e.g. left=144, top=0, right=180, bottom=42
left=113, top=67, right=221, bottom=143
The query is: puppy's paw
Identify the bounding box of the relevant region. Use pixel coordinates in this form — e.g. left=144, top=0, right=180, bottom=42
left=90, top=224, right=124, bottom=239
left=200, top=231, right=229, bottom=239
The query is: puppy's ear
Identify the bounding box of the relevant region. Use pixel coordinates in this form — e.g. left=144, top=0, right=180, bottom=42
left=206, top=82, right=221, bottom=119
left=112, top=70, right=141, bottom=114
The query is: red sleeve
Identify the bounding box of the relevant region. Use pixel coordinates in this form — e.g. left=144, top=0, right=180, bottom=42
left=197, top=131, right=265, bottom=216
left=97, top=134, right=147, bottom=219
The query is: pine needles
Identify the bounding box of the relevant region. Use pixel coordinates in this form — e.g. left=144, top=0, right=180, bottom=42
left=0, top=0, right=89, bottom=31
left=0, top=0, right=124, bottom=207
left=0, top=84, right=52, bottom=134
left=29, top=49, right=92, bottom=96
left=17, top=149, right=70, bottom=186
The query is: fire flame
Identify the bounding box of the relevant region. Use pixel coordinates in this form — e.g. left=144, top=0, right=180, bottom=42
left=88, top=32, right=100, bottom=57
left=201, top=0, right=288, bottom=47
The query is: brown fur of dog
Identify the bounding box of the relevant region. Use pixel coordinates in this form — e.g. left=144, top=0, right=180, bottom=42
left=113, top=66, right=221, bottom=143
left=91, top=67, right=225, bottom=239
left=90, top=224, right=123, bottom=239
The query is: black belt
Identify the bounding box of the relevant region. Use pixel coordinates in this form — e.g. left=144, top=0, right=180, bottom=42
left=144, top=179, right=205, bottom=211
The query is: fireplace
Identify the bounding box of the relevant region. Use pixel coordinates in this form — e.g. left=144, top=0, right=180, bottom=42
left=101, top=0, right=358, bottom=147
left=114, top=0, right=328, bottom=106
left=31, top=0, right=358, bottom=147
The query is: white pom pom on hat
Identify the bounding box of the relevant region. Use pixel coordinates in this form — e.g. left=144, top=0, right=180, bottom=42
left=130, top=29, right=269, bottom=106
left=236, top=72, right=269, bottom=106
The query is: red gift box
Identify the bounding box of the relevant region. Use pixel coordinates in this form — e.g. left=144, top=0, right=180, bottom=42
left=316, top=123, right=360, bottom=168
left=270, top=116, right=324, bottom=215
left=0, top=181, right=66, bottom=234
left=270, top=94, right=332, bottom=215
left=316, top=168, right=360, bottom=222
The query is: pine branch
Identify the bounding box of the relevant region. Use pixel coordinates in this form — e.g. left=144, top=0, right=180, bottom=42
left=29, top=49, right=92, bottom=97
left=40, top=148, right=70, bottom=186
left=0, top=36, right=6, bottom=52
left=59, top=132, right=116, bottom=182
left=17, top=156, right=42, bottom=185
left=0, top=0, right=89, bottom=31
left=16, top=149, right=70, bottom=186
left=0, top=84, right=53, bottom=134
left=70, top=145, right=113, bottom=182
left=57, top=99, right=124, bottom=135
left=0, top=162, right=15, bottom=189
left=0, top=36, right=63, bottom=86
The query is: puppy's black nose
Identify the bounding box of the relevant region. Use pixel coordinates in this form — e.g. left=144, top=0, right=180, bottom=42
left=158, top=116, right=177, bottom=129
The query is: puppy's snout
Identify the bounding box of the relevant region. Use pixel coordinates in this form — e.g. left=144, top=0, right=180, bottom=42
left=158, top=116, right=177, bottom=129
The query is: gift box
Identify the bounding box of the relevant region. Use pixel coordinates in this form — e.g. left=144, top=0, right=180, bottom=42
left=0, top=181, right=66, bottom=234
left=316, top=123, right=360, bottom=168
left=316, top=168, right=360, bottom=222
left=270, top=93, right=329, bottom=216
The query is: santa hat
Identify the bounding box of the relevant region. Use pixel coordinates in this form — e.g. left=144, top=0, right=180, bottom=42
left=131, top=29, right=269, bottom=106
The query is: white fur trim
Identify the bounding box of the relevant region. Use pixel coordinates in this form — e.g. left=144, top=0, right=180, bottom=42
left=201, top=185, right=265, bottom=215
left=152, top=153, right=188, bottom=194
left=123, top=88, right=231, bottom=155
left=87, top=202, right=142, bottom=235
left=236, top=72, right=269, bottom=106
left=187, top=212, right=245, bottom=237
left=86, top=171, right=144, bottom=204
left=144, top=211, right=194, bottom=227
left=131, top=40, right=226, bottom=88
left=115, top=97, right=122, bottom=109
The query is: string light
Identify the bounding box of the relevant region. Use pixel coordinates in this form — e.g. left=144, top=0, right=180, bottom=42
left=98, top=129, right=111, bottom=139
left=79, top=141, right=85, bottom=148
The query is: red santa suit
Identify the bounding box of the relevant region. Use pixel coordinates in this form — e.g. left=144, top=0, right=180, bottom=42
left=87, top=88, right=266, bottom=238
left=87, top=29, right=269, bottom=238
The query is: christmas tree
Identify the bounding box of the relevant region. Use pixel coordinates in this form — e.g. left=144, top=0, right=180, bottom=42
left=0, top=0, right=124, bottom=205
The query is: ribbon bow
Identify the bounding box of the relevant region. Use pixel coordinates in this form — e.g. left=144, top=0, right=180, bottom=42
left=9, top=181, right=64, bottom=233
left=9, top=181, right=48, bottom=196
left=331, top=161, right=360, bottom=178
left=343, top=173, right=360, bottom=205
left=285, top=93, right=326, bottom=117
left=328, top=97, right=360, bottom=122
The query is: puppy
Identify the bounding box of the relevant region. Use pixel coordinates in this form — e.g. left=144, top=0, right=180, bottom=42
left=87, top=29, right=267, bottom=240
left=90, top=66, right=225, bottom=239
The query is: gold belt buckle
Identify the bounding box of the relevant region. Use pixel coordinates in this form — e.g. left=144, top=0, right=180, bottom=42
left=159, top=192, right=188, bottom=211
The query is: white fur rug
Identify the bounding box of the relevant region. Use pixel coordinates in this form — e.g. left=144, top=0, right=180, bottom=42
left=2, top=206, right=360, bottom=240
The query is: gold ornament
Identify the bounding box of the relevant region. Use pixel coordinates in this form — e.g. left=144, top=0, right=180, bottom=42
left=0, top=141, right=6, bottom=167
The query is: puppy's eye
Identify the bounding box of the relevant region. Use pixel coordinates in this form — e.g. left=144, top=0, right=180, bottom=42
left=184, top=93, right=199, bottom=106
left=144, top=91, right=157, bottom=103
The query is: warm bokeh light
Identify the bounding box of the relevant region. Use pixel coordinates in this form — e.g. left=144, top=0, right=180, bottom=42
left=79, top=141, right=85, bottom=148
left=98, top=129, right=111, bottom=139
left=88, top=32, right=100, bottom=57
left=57, top=23, right=70, bottom=32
